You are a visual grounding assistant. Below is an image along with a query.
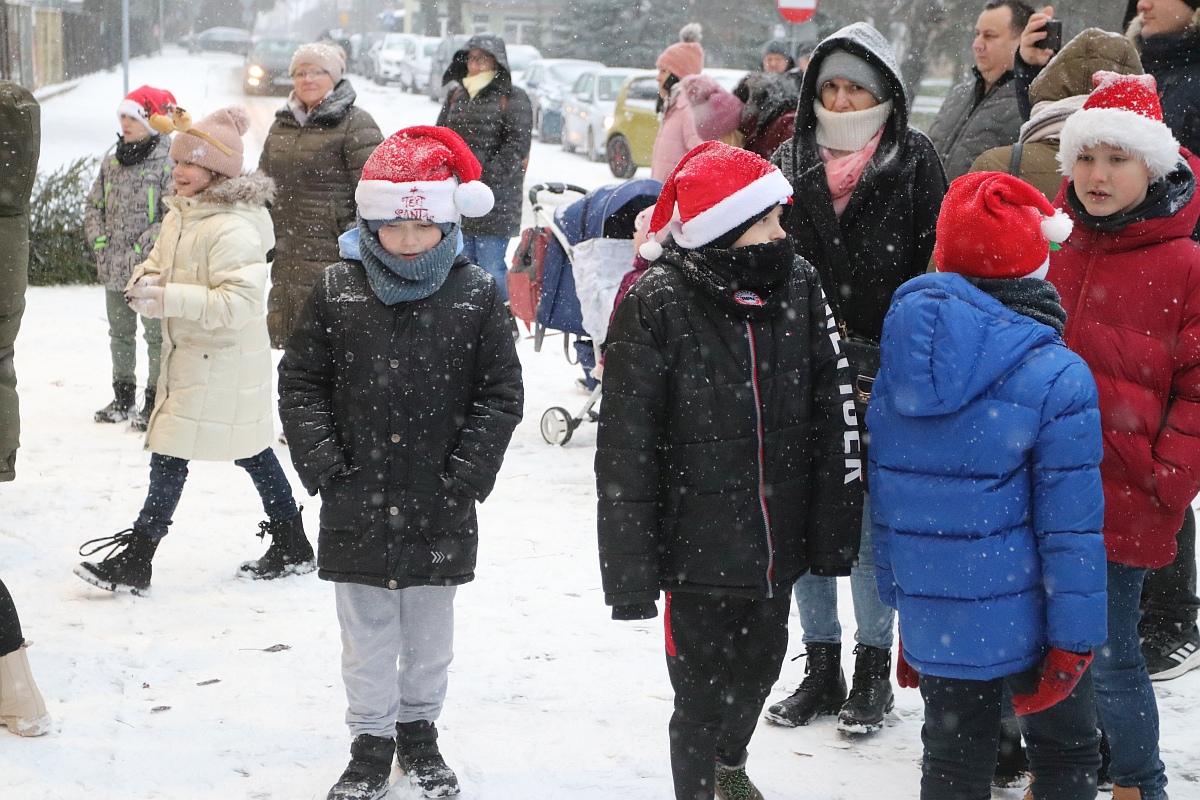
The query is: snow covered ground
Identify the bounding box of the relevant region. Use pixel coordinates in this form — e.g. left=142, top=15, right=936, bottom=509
left=4, top=49, right=1199, bottom=799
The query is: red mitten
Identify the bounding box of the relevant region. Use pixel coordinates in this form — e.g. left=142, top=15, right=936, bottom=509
left=896, top=636, right=919, bottom=689
left=1011, top=648, right=1093, bottom=716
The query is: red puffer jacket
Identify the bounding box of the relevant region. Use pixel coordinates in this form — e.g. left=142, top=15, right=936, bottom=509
left=1049, top=151, right=1200, bottom=568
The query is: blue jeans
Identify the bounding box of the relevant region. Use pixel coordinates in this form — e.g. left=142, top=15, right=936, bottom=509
left=136, top=449, right=299, bottom=541
left=1094, top=562, right=1168, bottom=799
left=792, top=493, right=894, bottom=648
left=461, top=235, right=510, bottom=304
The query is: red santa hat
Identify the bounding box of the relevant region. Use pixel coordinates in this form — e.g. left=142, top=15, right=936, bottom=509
left=1058, top=71, right=1181, bottom=180
left=934, top=172, right=1073, bottom=280
left=117, top=85, right=177, bottom=135
left=639, top=141, right=792, bottom=260
left=355, top=125, right=494, bottom=224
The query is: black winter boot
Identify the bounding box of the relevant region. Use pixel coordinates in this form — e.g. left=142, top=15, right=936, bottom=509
left=992, top=715, right=1029, bottom=788
left=764, top=642, right=847, bottom=727
left=237, top=512, right=315, bottom=580
left=397, top=720, right=460, bottom=797
left=837, top=644, right=895, bottom=734
left=327, top=733, right=394, bottom=800
left=73, top=529, right=160, bottom=595
left=95, top=381, right=137, bottom=423
left=130, top=387, right=156, bottom=432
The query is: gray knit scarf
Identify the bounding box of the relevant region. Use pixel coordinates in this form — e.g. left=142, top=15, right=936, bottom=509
left=971, top=277, right=1066, bottom=337
left=358, top=220, right=459, bottom=305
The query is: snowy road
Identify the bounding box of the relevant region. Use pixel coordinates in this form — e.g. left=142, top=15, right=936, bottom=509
left=4, top=49, right=1199, bottom=800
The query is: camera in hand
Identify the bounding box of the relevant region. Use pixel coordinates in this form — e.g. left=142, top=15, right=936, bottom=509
left=1037, top=19, right=1063, bottom=50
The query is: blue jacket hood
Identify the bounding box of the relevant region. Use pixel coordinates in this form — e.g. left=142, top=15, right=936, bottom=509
left=880, top=273, right=1060, bottom=417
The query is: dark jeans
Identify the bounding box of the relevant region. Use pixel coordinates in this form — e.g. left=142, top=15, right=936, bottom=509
left=1140, top=506, right=1200, bottom=628
left=0, top=576, right=23, bottom=657
left=136, top=448, right=299, bottom=541
left=664, top=590, right=790, bottom=800
left=919, top=670, right=1100, bottom=800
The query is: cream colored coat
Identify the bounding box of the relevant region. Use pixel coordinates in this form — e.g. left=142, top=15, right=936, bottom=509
left=128, top=173, right=277, bottom=461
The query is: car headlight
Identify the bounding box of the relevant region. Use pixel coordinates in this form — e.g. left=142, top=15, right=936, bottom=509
left=248, top=64, right=264, bottom=78
left=604, top=115, right=614, bottom=130
left=247, top=77, right=260, bottom=86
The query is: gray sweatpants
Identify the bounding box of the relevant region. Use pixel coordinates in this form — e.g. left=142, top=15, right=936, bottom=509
left=334, top=583, right=457, bottom=739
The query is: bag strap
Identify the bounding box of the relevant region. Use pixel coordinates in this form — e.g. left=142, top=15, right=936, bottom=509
left=1008, top=142, right=1024, bottom=176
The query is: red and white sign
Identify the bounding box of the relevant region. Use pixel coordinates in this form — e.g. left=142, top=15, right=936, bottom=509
left=777, top=0, right=817, bottom=23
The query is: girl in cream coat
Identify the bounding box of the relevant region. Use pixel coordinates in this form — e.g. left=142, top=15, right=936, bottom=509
left=74, top=105, right=315, bottom=595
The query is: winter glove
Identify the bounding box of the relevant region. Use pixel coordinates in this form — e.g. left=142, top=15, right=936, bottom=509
left=126, top=275, right=165, bottom=319
left=896, top=636, right=919, bottom=689
left=611, top=602, right=658, bottom=621
left=1011, top=648, right=1093, bottom=716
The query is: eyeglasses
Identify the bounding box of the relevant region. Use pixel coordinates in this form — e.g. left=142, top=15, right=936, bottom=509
left=292, top=69, right=329, bottom=80
left=466, top=54, right=494, bottom=64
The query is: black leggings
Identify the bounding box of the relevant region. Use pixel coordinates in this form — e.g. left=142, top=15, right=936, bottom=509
left=0, top=576, right=24, bottom=657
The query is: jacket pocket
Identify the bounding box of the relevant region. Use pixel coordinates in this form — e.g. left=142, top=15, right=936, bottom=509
left=402, top=492, right=478, bottom=580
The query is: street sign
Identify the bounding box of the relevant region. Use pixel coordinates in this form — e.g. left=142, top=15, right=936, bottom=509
left=777, top=0, right=817, bottom=24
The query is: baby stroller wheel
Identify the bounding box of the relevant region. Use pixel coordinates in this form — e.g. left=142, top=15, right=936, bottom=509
left=540, top=406, right=578, bottom=445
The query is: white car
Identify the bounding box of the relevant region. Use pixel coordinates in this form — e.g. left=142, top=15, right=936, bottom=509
left=397, top=36, right=439, bottom=94
left=561, top=67, right=648, bottom=162
left=373, top=33, right=418, bottom=85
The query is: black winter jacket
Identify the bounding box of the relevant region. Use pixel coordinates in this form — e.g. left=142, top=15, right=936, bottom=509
left=278, top=256, right=523, bottom=589
left=773, top=24, right=948, bottom=345
left=438, top=35, right=533, bottom=239
left=1137, top=24, right=1200, bottom=157
left=595, top=256, right=863, bottom=611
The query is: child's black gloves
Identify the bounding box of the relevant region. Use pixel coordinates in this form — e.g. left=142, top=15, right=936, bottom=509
left=611, top=602, right=658, bottom=621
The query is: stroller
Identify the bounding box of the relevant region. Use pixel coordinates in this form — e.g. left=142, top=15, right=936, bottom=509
left=509, top=179, right=661, bottom=445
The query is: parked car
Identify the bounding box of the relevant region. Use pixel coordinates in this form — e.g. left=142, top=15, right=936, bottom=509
left=353, top=31, right=387, bottom=80
left=505, top=44, right=543, bottom=82
left=604, top=68, right=749, bottom=178
left=397, top=36, right=439, bottom=94
left=427, top=34, right=471, bottom=101
left=522, top=59, right=603, bottom=143
left=183, top=27, right=252, bottom=56
left=244, top=38, right=304, bottom=96
left=561, top=67, right=647, bottom=161
left=373, top=33, right=419, bottom=85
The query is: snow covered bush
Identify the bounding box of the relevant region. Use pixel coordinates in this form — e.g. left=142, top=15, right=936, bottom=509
left=28, top=156, right=98, bottom=286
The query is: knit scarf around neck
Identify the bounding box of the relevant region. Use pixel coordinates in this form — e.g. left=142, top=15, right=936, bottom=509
left=664, top=237, right=795, bottom=319
left=115, top=134, right=160, bottom=166
left=820, top=129, right=883, bottom=217
left=358, top=221, right=459, bottom=305
left=463, top=71, right=496, bottom=98
left=970, top=277, right=1066, bottom=336
left=814, top=100, right=891, bottom=152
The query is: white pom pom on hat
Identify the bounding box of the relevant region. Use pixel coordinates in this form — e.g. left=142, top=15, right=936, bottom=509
left=1041, top=209, right=1073, bottom=244
left=639, top=239, right=663, bottom=261
left=356, top=125, right=494, bottom=223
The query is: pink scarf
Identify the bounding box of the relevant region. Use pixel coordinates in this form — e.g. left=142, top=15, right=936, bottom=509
left=820, top=129, right=883, bottom=217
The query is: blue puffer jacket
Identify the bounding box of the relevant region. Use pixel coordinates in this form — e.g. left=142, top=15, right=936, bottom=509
left=867, top=273, right=1107, bottom=680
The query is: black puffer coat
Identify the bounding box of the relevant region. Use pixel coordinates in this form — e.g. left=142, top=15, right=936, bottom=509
left=278, top=256, right=523, bottom=589
left=437, top=35, right=532, bottom=239
left=258, top=79, right=383, bottom=348
left=1133, top=10, right=1200, bottom=157
left=773, top=23, right=947, bottom=345
left=596, top=256, right=863, bottom=610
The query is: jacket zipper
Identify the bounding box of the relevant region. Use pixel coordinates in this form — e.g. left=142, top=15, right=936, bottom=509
left=1064, top=231, right=1100, bottom=347
left=744, top=320, right=775, bottom=597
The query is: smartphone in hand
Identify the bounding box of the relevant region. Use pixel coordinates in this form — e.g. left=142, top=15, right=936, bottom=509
left=1037, top=19, right=1063, bottom=50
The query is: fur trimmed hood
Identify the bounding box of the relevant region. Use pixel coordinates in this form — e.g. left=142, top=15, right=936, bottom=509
left=193, top=171, right=276, bottom=207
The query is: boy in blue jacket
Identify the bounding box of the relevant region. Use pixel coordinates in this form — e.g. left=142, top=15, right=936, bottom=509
left=867, top=172, right=1108, bottom=800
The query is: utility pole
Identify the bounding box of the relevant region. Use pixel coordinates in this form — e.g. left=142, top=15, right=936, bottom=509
left=160, top=0, right=165, bottom=55
left=122, top=0, right=130, bottom=94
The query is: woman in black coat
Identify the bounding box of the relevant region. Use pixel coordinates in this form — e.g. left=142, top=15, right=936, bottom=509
left=767, top=22, right=948, bottom=735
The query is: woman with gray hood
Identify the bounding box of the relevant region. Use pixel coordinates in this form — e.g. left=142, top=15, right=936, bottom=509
left=767, top=21, right=947, bottom=738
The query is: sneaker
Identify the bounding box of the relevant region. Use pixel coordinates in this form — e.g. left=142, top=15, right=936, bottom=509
left=95, top=382, right=137, bottom=423
left=764, top=642, right=846, bottom=727
left=237, top=512, right=315, bottom=580
left=837, top=644, right=894, bottom=734
left=74, top=530, right=159, bottom=595
left=397, top=720, right=460, bottom=797
left=327, top=734, right=394, bottom=800
left=1142, top=622, right=1200, bottom=681
left=715, top=762, right=765, bottom=800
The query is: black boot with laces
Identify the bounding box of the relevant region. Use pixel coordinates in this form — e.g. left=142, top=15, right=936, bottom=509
left=130, top=387, right=156, bottom=432
left=837, top=644, right=894, bottom=734
left=397, top=720, right=460, bottom=797
left=764, top=642, right=846, bottom=727
left=74, top=529, right=160, bottom=594
left=237, top=511, right=316, bottom=580
left=327, top=733, right=394, bottom=800
left=95, top=381, right=137, bottom=423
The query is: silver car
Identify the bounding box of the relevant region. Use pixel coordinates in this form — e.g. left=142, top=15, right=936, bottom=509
left=561, top=67, right=648, bottom=162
